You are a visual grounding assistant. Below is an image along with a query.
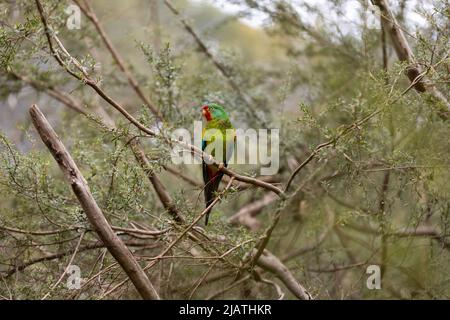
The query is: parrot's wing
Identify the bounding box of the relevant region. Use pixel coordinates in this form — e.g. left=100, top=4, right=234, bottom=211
left=202, top=138, right=209, bottom=188
left=225, top=130, right=236, bottom=165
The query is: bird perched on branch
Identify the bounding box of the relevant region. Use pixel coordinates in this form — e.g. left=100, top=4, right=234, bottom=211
left=201, top=103, right=235, bottom=225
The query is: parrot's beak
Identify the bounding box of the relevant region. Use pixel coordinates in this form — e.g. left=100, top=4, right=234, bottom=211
left=202, top=108, right=207, bottom=117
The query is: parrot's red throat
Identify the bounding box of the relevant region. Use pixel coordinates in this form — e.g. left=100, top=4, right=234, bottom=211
left=202, top=105, right=212, bottom=121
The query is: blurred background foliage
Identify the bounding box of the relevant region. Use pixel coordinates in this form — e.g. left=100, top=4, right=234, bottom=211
left=0, top=0, right=449, bottom=299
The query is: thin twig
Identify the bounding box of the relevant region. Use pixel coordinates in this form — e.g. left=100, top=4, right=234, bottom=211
left=41, top=231, right=86, bottom=300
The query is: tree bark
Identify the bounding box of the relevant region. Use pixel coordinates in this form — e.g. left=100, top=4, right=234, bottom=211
left=29, top=104, right=160, bottom=300
left=373, top=0, right=450, bottom=118
left=256, top=249, right=311, bottom=300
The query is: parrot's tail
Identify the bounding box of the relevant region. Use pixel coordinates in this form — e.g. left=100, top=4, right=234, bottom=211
left=203, top=172, right=224, bottom=226
left=204, top=204, right=212, bottom=226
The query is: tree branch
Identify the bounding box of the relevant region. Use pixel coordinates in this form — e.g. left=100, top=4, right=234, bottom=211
left=372, top=0, right=450, bottom=119
left=29, top=104, right=160, bottom=300
left=256, top=249, right=311, bottom=300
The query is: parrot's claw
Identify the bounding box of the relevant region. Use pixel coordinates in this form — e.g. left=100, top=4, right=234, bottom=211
left=218, top=163, right=225, bottom=171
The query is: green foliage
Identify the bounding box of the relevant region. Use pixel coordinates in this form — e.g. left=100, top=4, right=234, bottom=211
left=0, top=0, right=449, bottom=300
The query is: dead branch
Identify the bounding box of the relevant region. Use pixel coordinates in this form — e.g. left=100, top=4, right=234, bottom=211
left=256, top=249, right=311, bottom=300
left=29, top=104, right=160, bottom=300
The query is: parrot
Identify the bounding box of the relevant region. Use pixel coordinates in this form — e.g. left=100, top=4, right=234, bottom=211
left=201, top=103, right=235, bottom=225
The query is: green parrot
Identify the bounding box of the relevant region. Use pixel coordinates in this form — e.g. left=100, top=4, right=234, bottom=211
left=201, top=103, right=235, bottom=225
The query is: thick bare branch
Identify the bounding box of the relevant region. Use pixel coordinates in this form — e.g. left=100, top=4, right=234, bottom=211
left=29, top=104, right=160, bottom=300
left=256, top=249, right=311, bottom=300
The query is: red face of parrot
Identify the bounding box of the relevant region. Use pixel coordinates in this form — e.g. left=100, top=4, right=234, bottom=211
left=202, top=105, right=212, bottom=121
